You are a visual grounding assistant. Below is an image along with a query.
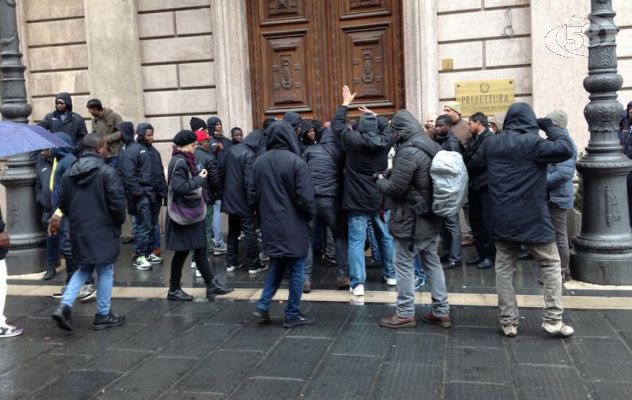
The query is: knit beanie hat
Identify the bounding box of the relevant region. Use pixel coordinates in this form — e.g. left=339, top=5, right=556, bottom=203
left=195, top=129, right=209, bottom=142
left=490, top=113, right=506, bottom=132
left=190, top=117, right=207, bottom=132
left=545, top=110, right=568, bottom=129
left=444, top=101, right=461, bottom=115
left=173, top=130, right=197, bottom=146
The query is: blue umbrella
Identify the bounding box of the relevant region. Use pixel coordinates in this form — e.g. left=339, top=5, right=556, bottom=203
left=0, top=121, right=70, bottom=158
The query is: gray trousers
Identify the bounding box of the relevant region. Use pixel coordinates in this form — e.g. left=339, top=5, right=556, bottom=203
left=495, top=241, right=563, bottom=326
left=548, top=204, right=570, bottom=275
left=393, top=236, right=449, bottom=318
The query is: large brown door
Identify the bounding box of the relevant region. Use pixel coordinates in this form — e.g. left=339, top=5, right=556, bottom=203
left=246, top=0, right=404, bottom=127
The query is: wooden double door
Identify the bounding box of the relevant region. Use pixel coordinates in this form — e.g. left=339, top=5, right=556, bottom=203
left=246, top=0, right=405, bottom=126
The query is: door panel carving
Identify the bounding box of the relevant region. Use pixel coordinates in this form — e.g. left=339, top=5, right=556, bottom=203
left=264, top=34, right=310, bottom=111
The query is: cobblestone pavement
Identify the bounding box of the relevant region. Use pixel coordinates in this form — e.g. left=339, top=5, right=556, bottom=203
left=2, top=296, right=632, bottom=399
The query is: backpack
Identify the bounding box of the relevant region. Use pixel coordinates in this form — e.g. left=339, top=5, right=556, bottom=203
left=429, top=150, right=468, bottom=217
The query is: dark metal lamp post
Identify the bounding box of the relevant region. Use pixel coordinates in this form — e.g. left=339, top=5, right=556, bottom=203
left=571, top=0, right=632, bottom=284
left=0, top=0, right=46, bottom=274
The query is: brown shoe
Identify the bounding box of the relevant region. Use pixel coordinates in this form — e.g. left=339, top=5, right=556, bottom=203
left=420, top=312, right=452, bottom=328
left=461, top=237, right=476, bottom=246
left=378, top=314, right=416, bottom=329
left=303, top=281, right=312, bottom=293
left=152, top=248, right=161, bottom=257
left=337, top=276, right=350, bottom=290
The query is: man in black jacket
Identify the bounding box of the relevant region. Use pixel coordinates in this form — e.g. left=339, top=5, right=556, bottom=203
left=118, top=122, right=154, bottom=270
left=250, top=121, right=315, bottom=328
left=333, top=85, right=396, bottom=296
left=207, top=117, right=231, bottom=255
left=51, top=133, right=127, bottom=332
left=464, top=112, right=495, bottom=269
left=222, top=131, right=266, bottom=274
left=484, top=103, right=574, bottom=338
left=0, top=210, right=23, bottom=337
left=433, top=114, right=464, bottom=269
left=38, top=92, right=88, bottom=152
left=36, top=149, right=60, bottom=280
left=302, top=128, right=349, bottom=290
left=376, top=110, right=450, bottom=329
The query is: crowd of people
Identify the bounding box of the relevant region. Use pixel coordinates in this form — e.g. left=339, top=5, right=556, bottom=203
left=0, top=86, right=581, bottom=339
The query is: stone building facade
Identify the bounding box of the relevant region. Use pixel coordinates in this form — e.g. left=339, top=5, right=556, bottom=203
left=8, top=0, right=632, bottom=165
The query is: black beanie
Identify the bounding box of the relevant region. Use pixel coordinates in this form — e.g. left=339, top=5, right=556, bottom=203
left=173, top=130, right=197, bottom=146
left=190, top=117, right=207, bottom=132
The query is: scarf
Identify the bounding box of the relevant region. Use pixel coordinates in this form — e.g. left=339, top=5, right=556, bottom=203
left=172, top=147, right=197, bottom=175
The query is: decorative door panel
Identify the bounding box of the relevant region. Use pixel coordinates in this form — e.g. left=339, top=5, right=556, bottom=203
left=247, top=0, right=404, bottom=126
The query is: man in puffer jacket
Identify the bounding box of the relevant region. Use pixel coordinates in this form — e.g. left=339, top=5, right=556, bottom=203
left=545, top=110, right=576, bottom=282
left=376, top=110, right=450, bottom=329
left=302, top=128, right=349, bottom=290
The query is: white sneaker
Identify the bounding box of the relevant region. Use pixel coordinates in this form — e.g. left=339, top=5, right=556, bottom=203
left=542, top=321, right=574, bottom=337
left=226, top=263, right=243, bottom=272
left=133, top=256, right=152, bottom=271
left=501, top=324, right=518, bottom=337
left=191, top=260, right=197, bottom=269
left=352, top=284, right=365, bottom=296
left=147, top=254, right=163, bottom=264
left=195, top=268, right=202, bottom=278
left=385, top=277, right=397, bottom=286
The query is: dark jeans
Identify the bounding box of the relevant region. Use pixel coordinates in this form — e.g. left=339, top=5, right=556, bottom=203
left=227, top=214, right=260, bottom=269
left=170, top=247, right=215, bottom=289
left=305, top=197, right=348, bottom=281
left=60, top=217, right=94, bottom=286
left=46, top=233, right=60, bottom=268
left=441, top=212, right=462, bottom=262
left=469, top=188, right=494, bottom=258
left=256, top=257, right=305, bottom=320
left=133, top=196, right=159, bottom=257
left=549, top=203, right=570, bottom=275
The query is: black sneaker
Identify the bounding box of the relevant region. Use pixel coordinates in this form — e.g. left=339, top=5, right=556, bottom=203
left=248, top=264, right=269, bottom=275
left=43, top=266, right=56, bottom=281
left=93, top=312, right=126, bottom=330
left=52, top=304, right=73, bottom=332
left=167, top=288, right=193, bottom=301
left=206, top=279, right=234, bottom=298
left=283, top=313, right=315, bottom=329
left=253, top=308, right=270, bottom=322
left=52, top=286, right=66, bottom=299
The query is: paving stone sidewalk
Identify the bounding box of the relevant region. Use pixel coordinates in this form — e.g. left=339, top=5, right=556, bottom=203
left=2, top=296, right=632, bottom=399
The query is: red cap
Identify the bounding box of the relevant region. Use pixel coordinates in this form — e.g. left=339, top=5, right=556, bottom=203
left=195, top=129, right=209, bottom=142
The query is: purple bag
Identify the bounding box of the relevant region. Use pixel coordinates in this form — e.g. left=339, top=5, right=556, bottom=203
left=167, top=159, right=207, bottom=225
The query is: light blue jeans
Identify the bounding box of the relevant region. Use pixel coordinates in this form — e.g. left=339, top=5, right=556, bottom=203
left=212, top=200, right=224, bottom=247
left=61, top=264, right=114, bottom=316
left=347, top=211, right=395, bottom=288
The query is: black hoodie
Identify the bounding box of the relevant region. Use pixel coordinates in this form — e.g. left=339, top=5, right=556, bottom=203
left=138, top=123, right=168, bottom=202
left=207, top=116, right=233, bottom=175
left=58, top=152, right=126, bottom=265
left=38, top=92, right=88, bottom=151
left=222, top=131, right=262, bottom=216
left=302, top=128, right=345, bottom=199
left=117, top=122, right=154, bottom=212
left=248, top=121, right=315, bottom=257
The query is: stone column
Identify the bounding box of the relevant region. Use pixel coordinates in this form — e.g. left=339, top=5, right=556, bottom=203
left=212, top=0, right=253, bottom=133
left=403, top=0, right=439, bottom=121
left=83, top=0, right=145, bottom=122
left=530, top=0, right=591, bottom=150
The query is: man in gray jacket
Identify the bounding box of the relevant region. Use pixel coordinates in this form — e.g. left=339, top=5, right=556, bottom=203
left=376, top=110, right=451, bottom=329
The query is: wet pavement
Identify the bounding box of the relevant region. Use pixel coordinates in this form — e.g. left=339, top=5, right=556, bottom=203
left=3, top=297, right=632, bottom=399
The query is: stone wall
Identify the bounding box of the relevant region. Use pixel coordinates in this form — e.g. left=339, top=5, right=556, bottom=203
left=614, top=0, right=632, bottom=109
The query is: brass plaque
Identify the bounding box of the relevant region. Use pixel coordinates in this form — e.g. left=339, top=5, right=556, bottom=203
left=441, top=58, right=453, bottom=70
left=455, top=79, right=515, bottom=117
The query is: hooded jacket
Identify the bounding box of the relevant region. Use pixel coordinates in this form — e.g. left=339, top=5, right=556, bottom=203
left=207, top=117, right=234, bottom=176
left=117, top=122, right=154, bottom=213
left=248, top=121, right=315, bottom=257
left=58, top=152, right=126, bottom=265
left=50, top=133, right=77, bottom=212
left=35, top=153, right=54, bottom=224
left=38, top=93, right=88, bottom=151
left=302, top=128, right=345, bottom=199
left=463, top=128, right=493, bottom=192
left=484, top=103, right=574, bottom=244
left=194, top=142, right=222, bottom=205
left=332, top=106, right=394, bottom=212
left=222, top=131, right=262, bottom=216
left=92, top=108, right=124, bottom=159
left=137, top=123, right=168, bottom=203
left=377, top=110, right=442, bottom=240
left=547, top=129, right=577, bottom=210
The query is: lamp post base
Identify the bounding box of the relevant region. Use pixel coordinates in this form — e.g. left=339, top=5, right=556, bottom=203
left=4, top=247, right=47, bottom=275
left=571, top=248, right=632, bottom=285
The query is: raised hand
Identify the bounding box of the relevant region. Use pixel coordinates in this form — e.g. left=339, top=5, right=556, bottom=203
left=358, top=106, right=376, bottom=116
left=342, top=85, right=357, bottom=107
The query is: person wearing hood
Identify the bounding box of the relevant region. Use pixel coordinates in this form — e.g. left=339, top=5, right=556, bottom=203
left=206, top=116, right=230, bottom=255
left=489, top=113, right=505, bottom=134
left=222, top=130, right=267, bottom=274
left=302, top=127, right=349, bottom=291
left=332, top=85, right=396, bottom=296
left=117, top=122, right=156, bottom=270
left=619, top=101, right=632, bottom=227
left=50, top=133, right=127, bottom=332
left=165, top=130, right=233, bottom=302
left=433, top=114, right=464, bottom=269
left=443, top=101, right=471, bottom=145
left=35, top=148, right=59, bottom=280
left=137, top=123, right=168, bottom=263
left=191, top=124, right=221, bottom=265
left=545, top=111, right=577, bottom=282
left=249, top=121, right=315, bottom=328
left=300, top=120, right=316, bottom=146
left=463, top=112, right=495, bottom=270
left=376, top=110, right=450, bottom=329
left=38, top=92, right=88, bottom=152
left=484, top=103, right=575, bottom=338
left=283, top=111, right=303, bottom=141
left=87, top=98, right=123, bottom=167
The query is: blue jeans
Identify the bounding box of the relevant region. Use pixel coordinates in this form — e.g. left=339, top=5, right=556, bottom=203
left=46, top=231, right=60, bottom=268
left=367, top=222, right=382, bottom=262
left=256, top=257, right=305, bottom=320
left=414, top=256, right=427, bottom=280
left=347, top=211, right=395, bottom=288
left=151, top=221, right=161, bottom=250
left=212, top=200, right=224, bottom=247
left=133, top=196, right=159, bottom=256
left=61, top=264, right=114, bottom=316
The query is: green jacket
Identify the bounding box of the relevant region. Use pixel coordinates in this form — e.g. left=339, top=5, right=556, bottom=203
left=92, top=108, right=123, bottom=158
